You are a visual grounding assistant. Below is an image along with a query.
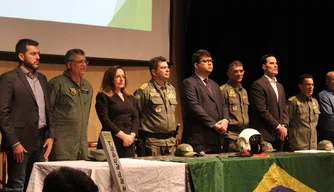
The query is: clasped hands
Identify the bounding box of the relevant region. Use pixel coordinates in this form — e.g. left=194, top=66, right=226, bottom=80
left=214, top=120, right=228, bottom=135
left=277, top=125, right=288, bottom=141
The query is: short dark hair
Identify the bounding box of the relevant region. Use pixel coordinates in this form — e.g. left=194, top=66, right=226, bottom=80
left=100, top=65, right=129, bottom=96
left=148, top=56, right=167, bottom=75
left=42, top=167, right=98, bottom=192
left=192, top=49, right=211, bottom=64
left=299, top=74, right=313, bottom=85
left=227, top=60, right=243, bottom=73
left=65, top=49, right=85, bottom=65
left=260, top=53, right=276, bottom=65
left=15, top=39, right=39, bottom=62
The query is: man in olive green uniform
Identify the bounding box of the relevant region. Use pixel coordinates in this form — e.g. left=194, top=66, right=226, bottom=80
left=220, top=60, right=249, bottom=152
left=48, top=49, right=93, bottom=160
left=134, top=56, right=178, bottom=156
left=287, top=74, right=320, bottom=151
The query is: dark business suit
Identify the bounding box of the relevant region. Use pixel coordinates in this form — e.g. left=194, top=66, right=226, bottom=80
left=181, top=74, right=229, bottom=153
left=0, top=67, right=55, bottom=191
left=249, top=75, right=288, bottom=150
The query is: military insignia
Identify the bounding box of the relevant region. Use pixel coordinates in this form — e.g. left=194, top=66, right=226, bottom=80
left=220, top=85, right=226, bottom=91
left=242, top=96, right=247, bottom=99
left=232, top=106, right=237, bottom=111
left=300, top=115, right=305, bottom=119
left=288, top=96, right=296, bottom=101
left=229, top=90, right=236, bottom=97
left=151, top=89, right=157, bottom=93
left=155, top=106, right=162, bottom=112
left=140, top=83, right=148, bottom=90
left=296, top=101, right=301, bottom=105
left=313, top=105, right=318, bottom=109
left=167, top=93, right=176, bottom=99
left=69, top=87, right=77, bottom=95
left=134, top=94, right=141, bottom=100
left=150, top=92, right=160, bottom=97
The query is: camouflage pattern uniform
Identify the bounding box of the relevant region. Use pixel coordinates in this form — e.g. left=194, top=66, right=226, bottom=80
left=134, top=79, right=177, bottom=156
left=287, top=93, right=320, bottom=150
left=220, top=80, right=249, bottom=151
left=48, top=70, right=93, bottom=160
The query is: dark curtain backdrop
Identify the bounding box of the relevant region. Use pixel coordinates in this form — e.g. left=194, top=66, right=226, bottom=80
left=174, top=0, right=333, bottom=99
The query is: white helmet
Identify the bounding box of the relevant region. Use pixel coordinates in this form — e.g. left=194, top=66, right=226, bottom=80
left=237, top=128, right=263, bottom=154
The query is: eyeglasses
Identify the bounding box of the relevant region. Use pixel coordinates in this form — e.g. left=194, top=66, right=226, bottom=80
left=200, top=59, right=214, bottom=64
left=70, top=60, right=89, bottom=65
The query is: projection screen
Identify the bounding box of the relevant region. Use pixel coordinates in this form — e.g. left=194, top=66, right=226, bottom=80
left=0, top=0, right=170, bottom=61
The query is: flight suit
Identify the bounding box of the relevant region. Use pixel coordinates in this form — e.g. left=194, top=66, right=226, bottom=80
left=48, top=70, right=93, bottom=160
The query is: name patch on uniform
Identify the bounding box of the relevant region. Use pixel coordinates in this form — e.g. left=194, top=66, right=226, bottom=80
left=150, top=92, right=160, bottom=97
left=69, top=87, right=77, bottom=96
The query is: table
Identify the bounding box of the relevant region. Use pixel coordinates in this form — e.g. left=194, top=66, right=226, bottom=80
left=27, top=159, right=186, bottom=192
left=182, top=152, right=334, bottom=192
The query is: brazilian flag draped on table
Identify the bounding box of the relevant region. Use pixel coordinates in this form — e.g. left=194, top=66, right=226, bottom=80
left=184, top=153, right=334, bottom=192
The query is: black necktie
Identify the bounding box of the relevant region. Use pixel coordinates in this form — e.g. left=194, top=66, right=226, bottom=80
left=204, top=78, right=212, bottom=94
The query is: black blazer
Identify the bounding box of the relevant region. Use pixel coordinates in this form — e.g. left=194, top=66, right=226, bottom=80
left=0, top=67, right=55, bottom=152
left=249, top=75, right=289, bottom=142
left=181, top=74, right=229, bottom=146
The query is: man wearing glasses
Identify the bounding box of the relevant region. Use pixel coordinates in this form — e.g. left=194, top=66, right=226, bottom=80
left=48, top=49, right=93, bottom=160
left=220, top=60, right=249, bottom=152
left=181, top=49, right=229, bottom=153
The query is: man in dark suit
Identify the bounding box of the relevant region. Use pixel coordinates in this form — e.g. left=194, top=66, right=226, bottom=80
left=249, top=54, right=288, bottom=151
left=0, top=39, right=55, bottom=192
left=181, top=49, right=229, bottom=153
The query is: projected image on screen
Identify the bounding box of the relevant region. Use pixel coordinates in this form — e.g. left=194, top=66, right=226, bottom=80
left=0, top=0, right=152, bottom=31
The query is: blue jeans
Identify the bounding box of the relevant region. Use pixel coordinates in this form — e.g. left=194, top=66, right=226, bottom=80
left=3, top=131, right=45, bottom=192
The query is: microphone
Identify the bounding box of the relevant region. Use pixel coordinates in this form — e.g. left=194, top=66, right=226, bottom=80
left=199, top=151, right=206, bottom=157
left=172, top=123, right=181, bottom=137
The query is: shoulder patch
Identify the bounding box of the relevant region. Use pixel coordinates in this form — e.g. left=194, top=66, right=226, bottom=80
left=140, top=83, right=148, bottom=90
left=220, top=85, right=226, bottom=91
left=288, top=96, right=296, bottom=101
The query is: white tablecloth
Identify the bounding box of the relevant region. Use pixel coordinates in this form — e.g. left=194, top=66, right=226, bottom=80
left=27, top=158, right=186, bottom=192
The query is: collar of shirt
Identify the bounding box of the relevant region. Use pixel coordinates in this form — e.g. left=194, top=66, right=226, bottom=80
left=264, top=74, right=277, bottom=83
left=227, top=79, right=243, bottom=90
left=195, top=72, right=208, bottom=85
left=152, top=79, right=166, bottom=90
left=20, top=66, right=38, bottom=79
left=297, top=93, right=313, bottom=102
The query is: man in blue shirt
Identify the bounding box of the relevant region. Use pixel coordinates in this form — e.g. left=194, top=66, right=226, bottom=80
left=318, top=71, right=334, bottom=143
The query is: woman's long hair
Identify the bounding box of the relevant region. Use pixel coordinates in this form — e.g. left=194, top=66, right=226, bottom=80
left=100, top=65, right=129, bottom=96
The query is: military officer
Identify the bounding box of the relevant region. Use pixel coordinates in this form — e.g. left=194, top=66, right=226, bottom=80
left=134, top=56, right=178, bottom=156
left=220, top=60, right=249, bottom=152
left=287, top=74, right=320, bottom=151
left=48, top=49, right=93, bottom=160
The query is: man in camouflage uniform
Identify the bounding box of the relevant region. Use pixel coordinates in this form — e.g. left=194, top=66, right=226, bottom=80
left=134, top=56, right=178, bottom=156
left=48, top=49, right=93, bottom=160
left=287, top=74, right=320, bottom=151
left=220, top=60, right=249, bottom=152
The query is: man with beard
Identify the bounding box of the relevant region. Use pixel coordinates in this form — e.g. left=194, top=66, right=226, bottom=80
left=134, top=56, right=178, bottom=156
left=249, top=54, right=289, bottom=151
left=181, top=49, right=229, bottom=153
left=287, top=74, right=320, bottom=151
left=48, top=49, right=93, bottom=160
left=0, top=39, right=55, bottom=191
